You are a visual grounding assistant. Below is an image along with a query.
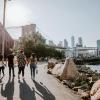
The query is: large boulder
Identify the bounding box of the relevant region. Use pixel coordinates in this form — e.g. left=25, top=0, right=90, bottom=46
left=47, top=58, right=58, bottom=74
left=52, top=63, right=64, bottom=76
left=48, top=58, right=57, bottom=69
left=60, top=58, right=79, bottom=80
left=91, top=89, right=100, bottom=100
left=48, top=62, right=55, bottom=69
left=90, top=80, right=100, bottom=100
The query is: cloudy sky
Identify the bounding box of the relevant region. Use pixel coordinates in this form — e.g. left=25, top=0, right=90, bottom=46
left=0, top=0, right=100, bottom=47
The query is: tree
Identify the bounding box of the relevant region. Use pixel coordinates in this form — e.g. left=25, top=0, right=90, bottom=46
left=17, top=31, right=65, bottom=59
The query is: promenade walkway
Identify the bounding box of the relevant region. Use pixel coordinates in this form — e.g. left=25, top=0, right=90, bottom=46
left=0, top=62, right=80, bottom=100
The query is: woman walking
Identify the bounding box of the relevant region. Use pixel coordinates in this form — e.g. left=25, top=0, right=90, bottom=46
left=29, top=53, right=37, bottom=80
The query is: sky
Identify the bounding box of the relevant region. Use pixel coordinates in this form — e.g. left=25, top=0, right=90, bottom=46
left=0, top=0, right=100, bottom=47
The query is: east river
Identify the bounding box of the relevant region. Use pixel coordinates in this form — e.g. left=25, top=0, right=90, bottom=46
left=87, top=65, right=100, bottom=73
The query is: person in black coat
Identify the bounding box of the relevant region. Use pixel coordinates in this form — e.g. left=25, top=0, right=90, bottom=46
left=6, top=50, right=15, bottom=77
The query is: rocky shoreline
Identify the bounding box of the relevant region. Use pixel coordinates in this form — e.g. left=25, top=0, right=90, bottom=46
left=47, top=58, right=100, bottom=100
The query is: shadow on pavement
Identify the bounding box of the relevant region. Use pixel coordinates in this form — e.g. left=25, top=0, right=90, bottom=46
left=33, top=80, right=56, bottom=100
left=19, top=79, right=36, bottom=100
left=1, top=77, right=14, bottom=100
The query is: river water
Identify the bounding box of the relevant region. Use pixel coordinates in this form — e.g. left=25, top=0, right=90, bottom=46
left=86, top=65, right=100, bottom=73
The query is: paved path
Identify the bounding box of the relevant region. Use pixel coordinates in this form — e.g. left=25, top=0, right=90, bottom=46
left=0, top=63, right=81, bottom=100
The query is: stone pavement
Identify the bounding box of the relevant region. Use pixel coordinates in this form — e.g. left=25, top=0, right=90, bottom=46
left=0, top=63, right=81, bottom=100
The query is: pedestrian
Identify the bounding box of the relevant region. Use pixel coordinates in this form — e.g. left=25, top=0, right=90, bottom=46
left=0, top=54, right=5, bottom=78
left=29, top=53, right=37, bottom=80
left=17, top=49, right=26, bottom=79
left=6, top=49, right=15, bottom=77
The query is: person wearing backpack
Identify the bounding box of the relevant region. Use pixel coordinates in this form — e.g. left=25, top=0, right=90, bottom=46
left=17, top=49, right=26, bottom=79
left=6, top=49, right=15, bottom=77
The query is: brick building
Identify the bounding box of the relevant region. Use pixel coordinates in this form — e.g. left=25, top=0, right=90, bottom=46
left=0, top=22, right=14, bottom=56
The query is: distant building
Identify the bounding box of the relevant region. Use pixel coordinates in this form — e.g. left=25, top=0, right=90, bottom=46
left=78, top=37, right=83, bottom=47
left=0, top=22, right=14, bottom=56
left=49, top=40, right=55, bottom=46
left=64, top=39, right=68, bottom=48
left=58, top=41, right=63, bottom=47
left=97, top=40, right=100, bottom=48
left=19, top=23, right=46, bottom=48
left=72, top=47, right=90, bottom=58
left=97, top=40, right=100, bottom=56
left=71, top=36, right=75, bottom=48
left=22, top=24, right=36, bottom=37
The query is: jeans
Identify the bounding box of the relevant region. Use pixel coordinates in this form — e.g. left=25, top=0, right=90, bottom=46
left=30, top=64, right=36, bottom=79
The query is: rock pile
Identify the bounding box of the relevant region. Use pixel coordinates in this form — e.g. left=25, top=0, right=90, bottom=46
left=90, top=80, right=100, bottom=100
left=47, top=58, right=57, bottom=74
left=52, top=63, right=64, bottom=76
left=47, top=58, right=100, bottom=100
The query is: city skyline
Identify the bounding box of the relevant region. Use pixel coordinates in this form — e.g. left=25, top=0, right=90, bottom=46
left=0, top=0, right=100, bottom=47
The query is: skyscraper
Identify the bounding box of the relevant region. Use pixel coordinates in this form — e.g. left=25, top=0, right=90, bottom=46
left=78, top=37, right=83, bottom=47
left=58, top=41, right=63, bottom=47
left=97, top=40, right=100, bottom=56
left=71, top=36, right=75, bottom=48
left=64, top=39, right=68, bottom=48
left=97, top=40, right=100, bottom=48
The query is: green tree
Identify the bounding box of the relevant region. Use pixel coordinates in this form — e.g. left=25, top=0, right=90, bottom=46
left=18, top=31, right=65, bottom=59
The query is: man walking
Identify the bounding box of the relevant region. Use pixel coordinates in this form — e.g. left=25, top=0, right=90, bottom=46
left=6, top=49, right=15, bottom=77
left=17, top=49, right=26, bottom=79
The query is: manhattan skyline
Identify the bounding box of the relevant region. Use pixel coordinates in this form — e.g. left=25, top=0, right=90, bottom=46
left=0, top=0, right=100, bottom=47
